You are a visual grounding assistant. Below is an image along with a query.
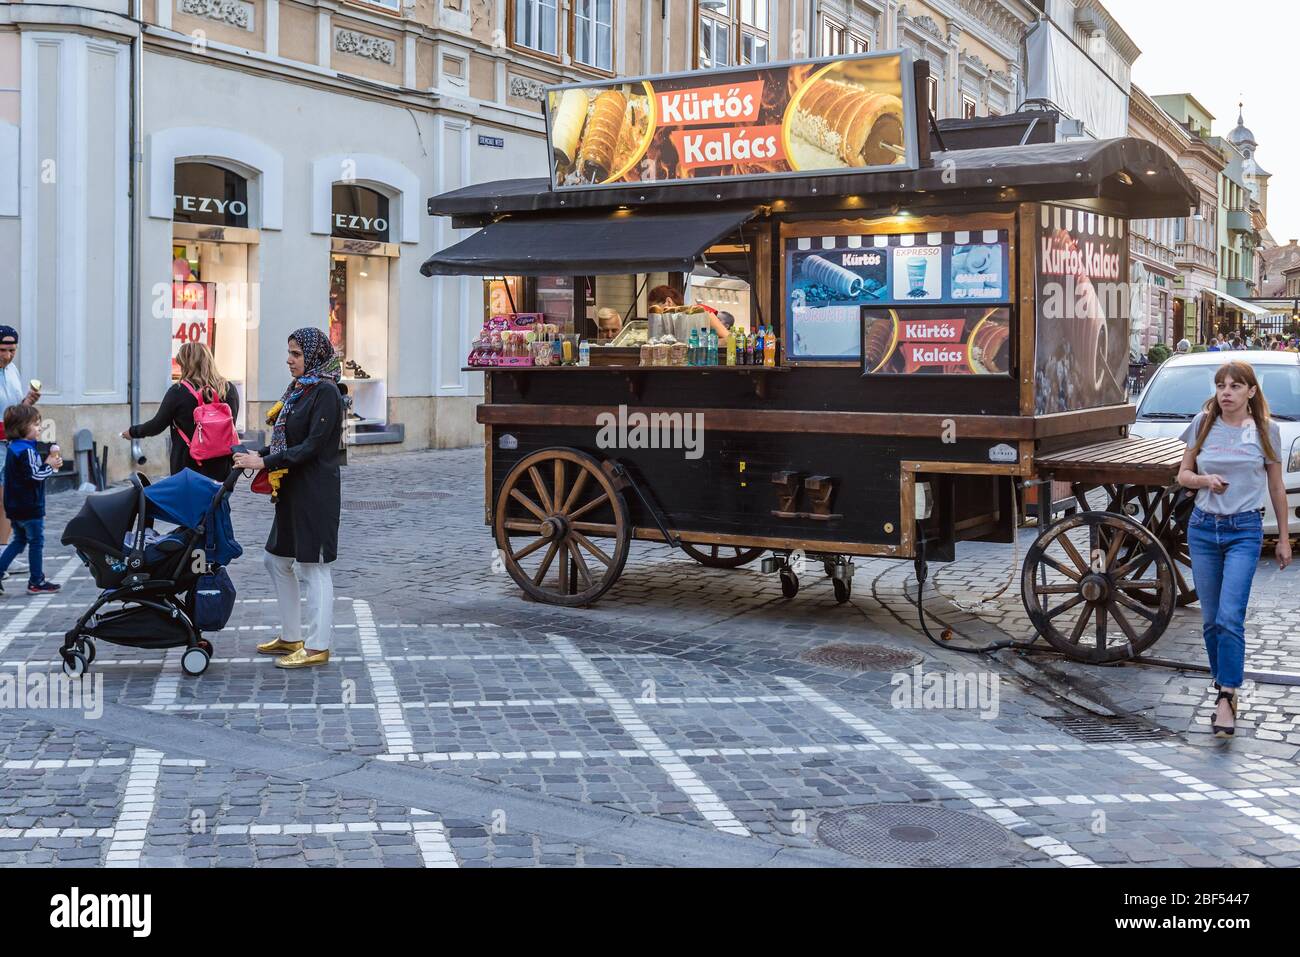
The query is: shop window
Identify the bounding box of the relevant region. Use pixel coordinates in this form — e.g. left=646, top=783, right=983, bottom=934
left=171, top=161, right=254, bottom=431
left=512, top=0, right=559, bottom=58
left=573, top=0, right=613, bottom=71
left=697, top=0, right=768, bottom=68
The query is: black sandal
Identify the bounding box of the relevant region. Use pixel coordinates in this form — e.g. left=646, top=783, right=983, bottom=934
left=1212, top=689, right=1236, bottom=739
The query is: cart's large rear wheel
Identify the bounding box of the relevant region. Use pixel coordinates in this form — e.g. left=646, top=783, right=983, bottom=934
left=1108, top=485, right=1197, bottom=607
left=678, top=542, right=765, bottom=569
left=494, top=448, right=631, bottom=606
left=1021, top=511, right=1175, bottom=664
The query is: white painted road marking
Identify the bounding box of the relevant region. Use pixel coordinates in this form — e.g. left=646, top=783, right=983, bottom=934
left=548, top=633, right=751, bottom=838
left=103, top=748, right=164, bottom=868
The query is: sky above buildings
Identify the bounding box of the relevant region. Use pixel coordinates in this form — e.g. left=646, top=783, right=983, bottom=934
left=1107, top=0, right=1295, bottom=245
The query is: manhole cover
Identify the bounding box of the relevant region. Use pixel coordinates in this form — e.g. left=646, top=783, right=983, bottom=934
left=799, top=643, right=922, bottom=672
left=393, top=490, right=453, bottom=500
left=1045, top=715, right=1173, bottom=743
left=343, top=500, right=404, bottom=511
left=818, top=805, right=1014, bottom=866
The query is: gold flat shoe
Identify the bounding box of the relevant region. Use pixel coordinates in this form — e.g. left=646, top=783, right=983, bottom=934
left=275, top=648, right=330, bottom=669
left=257, top=636, right=304, bottom=655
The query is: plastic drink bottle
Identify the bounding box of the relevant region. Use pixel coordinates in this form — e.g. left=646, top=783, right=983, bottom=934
left=578, top=340, right=590, bottom=366
left=687, top=329, right=699, bottom=365
left=726, top=331, right=737, bottom=366
left=706, top=328, right=719, bottom=366
left=765, top=328, right=777, bottom=367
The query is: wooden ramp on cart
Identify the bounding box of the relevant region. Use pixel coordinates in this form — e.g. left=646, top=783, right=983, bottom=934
left=1035, top=436, right=1187, bottom=488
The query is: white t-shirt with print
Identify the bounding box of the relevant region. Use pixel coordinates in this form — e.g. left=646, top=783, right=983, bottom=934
left=1179, top=412, right=1282, bottom=515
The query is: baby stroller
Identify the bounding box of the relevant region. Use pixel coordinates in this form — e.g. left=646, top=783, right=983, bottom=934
left=60, top=468, right=244, bottom=677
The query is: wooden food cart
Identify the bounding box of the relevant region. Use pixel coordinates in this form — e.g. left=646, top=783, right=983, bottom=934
left=421, top=51, right=1198, bottom=665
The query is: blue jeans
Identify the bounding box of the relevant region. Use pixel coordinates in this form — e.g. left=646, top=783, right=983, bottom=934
left=0, top=517, right=44, bottom=585
left=1186, top=506, right=1262, bottom=689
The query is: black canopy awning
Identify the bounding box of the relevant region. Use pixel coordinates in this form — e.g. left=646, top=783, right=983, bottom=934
left=427, top=137, right=1198, bottom=226
left=419, top=207, right=757, bottom=277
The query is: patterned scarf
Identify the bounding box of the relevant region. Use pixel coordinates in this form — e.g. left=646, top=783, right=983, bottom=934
left=269, top=327, right=343, bottom=457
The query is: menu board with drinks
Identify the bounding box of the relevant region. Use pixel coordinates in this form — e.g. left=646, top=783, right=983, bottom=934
left=785, top=229, right=1010, bottom=363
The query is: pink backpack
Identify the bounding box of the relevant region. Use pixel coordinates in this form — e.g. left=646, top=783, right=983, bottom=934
left=177, top=381, right=239, bottom=463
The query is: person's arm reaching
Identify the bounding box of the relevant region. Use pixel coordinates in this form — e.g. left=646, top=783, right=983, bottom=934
left=125, top=385, right=182, bottom=439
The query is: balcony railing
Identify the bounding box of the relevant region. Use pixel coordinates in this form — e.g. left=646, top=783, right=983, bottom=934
left=1175, top=242, right=1216, bottom=269
left=1226, top=208, right=1253, bottom=233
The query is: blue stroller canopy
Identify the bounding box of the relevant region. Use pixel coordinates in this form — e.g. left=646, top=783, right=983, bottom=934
left=143, top=469, right=243, bottom=567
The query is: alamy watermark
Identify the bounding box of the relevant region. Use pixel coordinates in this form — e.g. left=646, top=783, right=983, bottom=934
left=595, top=405, right=704, bottom=460
left=890, top=665, right=999, bottom=720
left=0, top=666, right=104, bottom=719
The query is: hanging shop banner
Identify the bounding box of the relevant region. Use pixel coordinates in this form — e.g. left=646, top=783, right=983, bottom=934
left=171, top=281, right=216, bottom=378
left=331, top=185, right=390, bottom=242
left=1034, top=204, right=1130, bottom=414
left=545, top=50, right=918, bottom=190
left=858, top=307, right=1012, bottom=376
left=173, top=162, right=249, bottom=227
left=785, top=229, right=1010, bottom=361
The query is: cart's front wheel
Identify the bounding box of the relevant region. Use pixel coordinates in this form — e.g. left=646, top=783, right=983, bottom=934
left=679, top=542, right=765, bottom=569
left=495, top=448, right=631, bottom=606
left=1021, top=511, right=1175, bottom=664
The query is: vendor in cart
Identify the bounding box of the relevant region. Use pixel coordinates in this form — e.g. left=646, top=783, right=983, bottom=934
left=648, top=284, right=732, bottom=342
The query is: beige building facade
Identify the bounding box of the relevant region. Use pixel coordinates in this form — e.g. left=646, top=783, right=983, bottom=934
left=2, top=0, right=1069, bottom=480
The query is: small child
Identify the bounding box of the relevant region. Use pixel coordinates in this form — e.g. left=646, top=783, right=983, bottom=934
left=0, top=405, right=61, bottom=594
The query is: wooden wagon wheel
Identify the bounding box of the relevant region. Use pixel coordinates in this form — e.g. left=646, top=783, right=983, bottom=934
left=1021, top=511, right=1176, bottom=664
left=494, top=448, right=631, bottom=606
left=678, top=542, right=766, bottom=569
left=1109, top=485, right=1197, bottom=607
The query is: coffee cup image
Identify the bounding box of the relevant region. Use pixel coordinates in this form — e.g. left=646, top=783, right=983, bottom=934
left=801, top=255, right=864, bottom=298
left=907, top=258, right=928, bottom=293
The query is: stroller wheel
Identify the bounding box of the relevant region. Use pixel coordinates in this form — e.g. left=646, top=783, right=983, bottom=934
left=61, top=649, right=88, bottom=678
left=181, top=645, right=210, bottom=677
left=74, top=636, right=96, bottom=665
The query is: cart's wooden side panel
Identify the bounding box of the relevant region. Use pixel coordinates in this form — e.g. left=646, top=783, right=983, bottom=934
left=487, top=424, right=1030, bottom=557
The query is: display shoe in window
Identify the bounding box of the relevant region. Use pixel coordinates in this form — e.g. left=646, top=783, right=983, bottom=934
left=345, top=359, right=371, bottom=379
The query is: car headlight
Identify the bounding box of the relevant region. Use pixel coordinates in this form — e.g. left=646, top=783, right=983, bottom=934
left=1289, top=437, right=1300, bottom=473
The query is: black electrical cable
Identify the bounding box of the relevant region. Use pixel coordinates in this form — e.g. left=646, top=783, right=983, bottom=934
left=911, top=531, right=1027, bottom=655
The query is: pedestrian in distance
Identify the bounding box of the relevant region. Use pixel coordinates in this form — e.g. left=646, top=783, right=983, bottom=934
left=0, top=404, right=62, bottom=594
left=233, top=328, right=345, bottom=669
left=1177, top=360, right=1292, bottom=739
left=0, top=325, right=41, bottom=548
left=123, top=342, right=240, bottom=481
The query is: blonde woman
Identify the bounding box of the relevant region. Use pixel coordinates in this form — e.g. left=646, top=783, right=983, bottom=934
left=123, top=342, right=241, bottom=481
left=1177, top=360, right=1292, bottom=739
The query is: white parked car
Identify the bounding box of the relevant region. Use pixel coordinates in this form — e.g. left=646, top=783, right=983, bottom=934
left=1131, top=349, right=1300, bottom=536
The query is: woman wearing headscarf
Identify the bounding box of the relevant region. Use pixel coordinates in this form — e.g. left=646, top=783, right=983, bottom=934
left=233, top=328, right=345, bottom=669
left=0, top=326, right=41, bottom=547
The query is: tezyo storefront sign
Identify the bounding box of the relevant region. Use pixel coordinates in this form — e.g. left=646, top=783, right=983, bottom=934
left=331, top=185, right=390, bottom=242
left=173, top=162, right=250, bottom=227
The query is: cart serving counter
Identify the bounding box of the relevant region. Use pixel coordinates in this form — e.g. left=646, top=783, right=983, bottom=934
left=422, top=51, right=1198, bottom=664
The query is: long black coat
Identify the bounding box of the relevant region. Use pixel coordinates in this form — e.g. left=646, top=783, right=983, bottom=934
left=260, top=381, right=344, bottom=563
left=128, top=381, right=240, bottom=481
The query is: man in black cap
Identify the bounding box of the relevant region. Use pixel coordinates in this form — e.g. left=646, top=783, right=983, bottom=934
left=0, top=326, right=41, bottom=547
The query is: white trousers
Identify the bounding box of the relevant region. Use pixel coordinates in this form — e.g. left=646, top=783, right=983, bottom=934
left=264, top=551, right=334, bottom=651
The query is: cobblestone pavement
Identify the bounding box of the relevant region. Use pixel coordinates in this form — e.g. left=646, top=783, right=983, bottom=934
left=2, top=447, right=1299, bottom=867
